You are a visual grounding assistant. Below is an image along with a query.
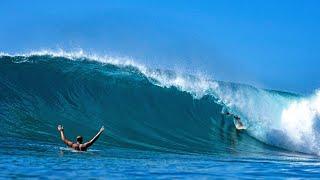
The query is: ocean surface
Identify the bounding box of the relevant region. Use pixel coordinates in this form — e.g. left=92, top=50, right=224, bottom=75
left=1, top=52, right=320, bottom=178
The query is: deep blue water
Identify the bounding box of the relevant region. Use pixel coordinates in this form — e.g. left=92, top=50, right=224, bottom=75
left=2, top=139, right=320, bottom=178
left=1, top=53, right=320, bottom=178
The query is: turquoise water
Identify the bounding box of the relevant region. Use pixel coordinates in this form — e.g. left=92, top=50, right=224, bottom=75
left=1, top=53, right=320, bottom=178
left=2, top=139, right=320, bottom=178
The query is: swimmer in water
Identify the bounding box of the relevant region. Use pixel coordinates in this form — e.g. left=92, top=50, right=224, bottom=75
left=57, top=125, right=104, bottom=151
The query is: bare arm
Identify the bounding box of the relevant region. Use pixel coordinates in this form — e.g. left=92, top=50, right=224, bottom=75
left=57, top=125, right=74, bottom=147
left=83, top=126, right=104, bottom=148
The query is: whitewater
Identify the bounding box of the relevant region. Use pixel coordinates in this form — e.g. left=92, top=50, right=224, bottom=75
left=1, top=50, right=320, bottom=178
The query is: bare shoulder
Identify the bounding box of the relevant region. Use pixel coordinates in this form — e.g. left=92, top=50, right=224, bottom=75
left=79, top=144, right=88, bottom=151
left=71, top=143, right=79, bottom=149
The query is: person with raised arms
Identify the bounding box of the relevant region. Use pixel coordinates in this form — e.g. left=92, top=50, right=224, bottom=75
left=57, top=125, right=104, bottom=151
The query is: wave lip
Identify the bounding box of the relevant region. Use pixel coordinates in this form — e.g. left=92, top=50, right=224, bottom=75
left=0, top=49, right=219, bottom=99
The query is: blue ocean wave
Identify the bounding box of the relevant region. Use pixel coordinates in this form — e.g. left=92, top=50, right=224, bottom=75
left=1, top=53, right=320, bottom=155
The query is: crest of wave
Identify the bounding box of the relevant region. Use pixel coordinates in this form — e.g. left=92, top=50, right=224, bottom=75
left=0, top=49, right=219, bottom=99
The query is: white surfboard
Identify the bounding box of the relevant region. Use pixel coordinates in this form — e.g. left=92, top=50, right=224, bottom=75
left=234, top=119, right=246, bottom=130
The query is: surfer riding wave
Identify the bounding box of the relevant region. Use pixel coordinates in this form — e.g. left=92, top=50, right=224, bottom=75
left=224, top=112, right=246, bottom=130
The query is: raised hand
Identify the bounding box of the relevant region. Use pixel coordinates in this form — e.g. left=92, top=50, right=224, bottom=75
left=57, top=125, right=64, bottom=132
left=100, top=126, right=105, bottom=132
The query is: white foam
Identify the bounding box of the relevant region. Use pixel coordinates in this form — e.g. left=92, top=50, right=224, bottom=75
left=217, top=85, right=320, bottom=155
left=280, top=90, right=320, bottom=153
left=1, top=49, right=146, bottom=69
left=145, top=70, right=218, bottom=98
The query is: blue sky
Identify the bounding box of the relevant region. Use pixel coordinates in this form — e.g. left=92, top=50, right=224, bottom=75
left=0, top=0, right=319, bottom=94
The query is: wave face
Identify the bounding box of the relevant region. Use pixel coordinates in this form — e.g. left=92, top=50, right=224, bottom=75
left=1, top=53, right=320, bottom=155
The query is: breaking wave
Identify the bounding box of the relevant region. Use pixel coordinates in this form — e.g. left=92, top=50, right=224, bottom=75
left=1, top=51, right=319, bottom=155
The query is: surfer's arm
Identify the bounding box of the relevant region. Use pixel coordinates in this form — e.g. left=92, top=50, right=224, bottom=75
left=83, top=126, right=104, bottom=148
left=57, top=125, right=73, bottom=147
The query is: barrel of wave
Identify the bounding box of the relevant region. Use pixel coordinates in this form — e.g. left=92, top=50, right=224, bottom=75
left=211, top=82, right=320, bottom=154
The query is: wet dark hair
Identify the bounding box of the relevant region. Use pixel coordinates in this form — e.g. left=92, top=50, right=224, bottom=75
left=76, top=136, right=83, bottom=144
